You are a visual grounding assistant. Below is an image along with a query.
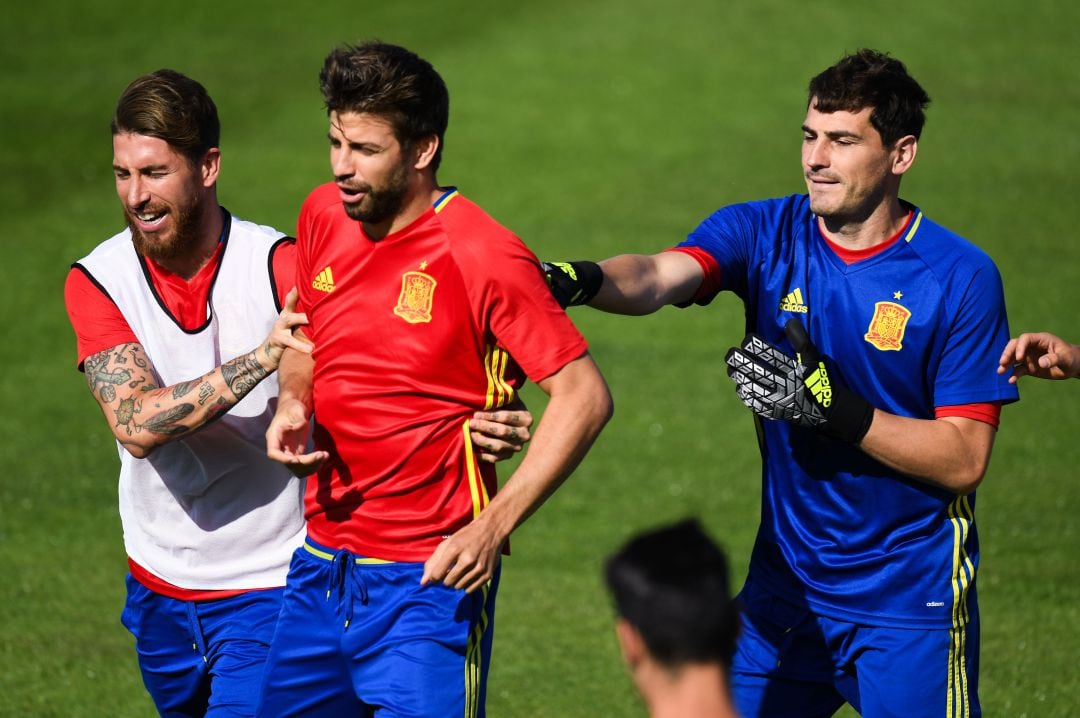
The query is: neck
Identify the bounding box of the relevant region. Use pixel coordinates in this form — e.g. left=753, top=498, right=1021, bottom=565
left=819, top=195, right=908, bottom=251
left=638, top=662, right=738, bottom=718
left=363, top=176, right=441, bottom=241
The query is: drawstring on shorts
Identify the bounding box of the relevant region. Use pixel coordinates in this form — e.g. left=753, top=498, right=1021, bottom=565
left=326, top=550, right=369, bottom=629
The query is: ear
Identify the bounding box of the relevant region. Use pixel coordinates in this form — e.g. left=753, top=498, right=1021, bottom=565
left=201, top=148, right=221, bottom=189
left=615, top=619, right=646, bottom=669
left=412, top=134, right=440, bottom=171
left=890, top=135, right=917, bottom=177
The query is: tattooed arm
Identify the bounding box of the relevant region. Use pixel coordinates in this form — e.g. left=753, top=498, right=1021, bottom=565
left=84, top=288, right=311, bottom=458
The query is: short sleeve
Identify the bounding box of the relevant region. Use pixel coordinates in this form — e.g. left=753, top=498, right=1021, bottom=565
left=64, top=266, right=137, bottom=370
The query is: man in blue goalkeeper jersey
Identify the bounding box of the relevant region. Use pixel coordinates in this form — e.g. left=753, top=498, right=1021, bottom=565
left=545, top=49, right=1018, bottom=717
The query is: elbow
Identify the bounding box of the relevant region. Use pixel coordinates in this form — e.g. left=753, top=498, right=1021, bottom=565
left=948, top=458, right=989, bottom=495
left=597, top=388, right=615, bottom=427
left=119, top=439, right=157, bottom=460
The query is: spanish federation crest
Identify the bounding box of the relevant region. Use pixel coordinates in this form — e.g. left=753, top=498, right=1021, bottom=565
left=864, top=301, right=911, bottom=351
left=394, top=271, right=437, bottom=324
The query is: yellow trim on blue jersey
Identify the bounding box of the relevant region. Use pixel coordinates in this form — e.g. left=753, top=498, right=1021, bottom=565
left=464, top=578, right=492, bottom=718
left=303, top=541, right=395, bottom=564
left=461, top=420, right=489, bottom=519
left=483, top=345, right=517, bottom=410
left=947, top=495, right=975, bottom=717
left=434, top=187, right=459, bottom=214
left=903, top=210, right=924, bottom=242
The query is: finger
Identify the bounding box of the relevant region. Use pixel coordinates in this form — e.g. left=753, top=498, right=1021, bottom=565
left=279, top=310, right=309, bottom=328
left=294, top=450, right=329, bottom=466
left=783, top=318, right=810, bottom=352
left=421, top=540, right=454, bottom=586
left=470, top=431, right=516, bottom=454
left=998, top=338, right=1020, bottom=369
left=281, top=334, right=315, bottom=354
left=460, top=566, right=491, bottom=594
left=474, top=409, right=533, bottom=428
left=1037, top=352, right=1059, bottom=370
left=283, top=287, right=299, bottom=313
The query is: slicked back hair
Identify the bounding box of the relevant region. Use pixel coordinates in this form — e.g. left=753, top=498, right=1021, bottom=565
left=605, top=519, right=739, bottom=669
left=320, top=41, right=449, bottom=171
left=808, top=49, right=931, bottom=145
left=111, top=69, right=220, bottom=164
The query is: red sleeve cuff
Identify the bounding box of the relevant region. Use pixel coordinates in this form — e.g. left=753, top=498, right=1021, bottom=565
left=664, top=246, right=722, bottom=306
left=935, top=401, right=1002, bottom=429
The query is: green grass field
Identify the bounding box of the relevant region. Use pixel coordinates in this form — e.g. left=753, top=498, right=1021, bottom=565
left=2, top=0, right=1077, bottom=715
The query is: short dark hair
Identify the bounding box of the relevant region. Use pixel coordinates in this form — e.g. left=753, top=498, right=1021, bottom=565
left=111, top=69, right=220, bottom=164
left=604, top=519, right=738, bottom=669
left=319, top=41, right=449, bottom=171
left=807, top=48, right=931, bottom=144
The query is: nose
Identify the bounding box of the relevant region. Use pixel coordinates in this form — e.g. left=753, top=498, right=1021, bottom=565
left=804, top=139, right=828, bottom=171
left=330, top=145, right=354, bottom=182
left=123, top=175, right=150, bottom=208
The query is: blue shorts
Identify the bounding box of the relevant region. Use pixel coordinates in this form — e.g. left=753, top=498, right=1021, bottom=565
left=120, top=574, right=284, bottom=717
left=257, top=537, right=500, bottom=718
left=731, top=579, right=980, bottom=718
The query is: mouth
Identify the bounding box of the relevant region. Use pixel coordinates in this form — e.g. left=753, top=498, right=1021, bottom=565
left=806, top=173, right=839, bottom=187
left=338, top=185, right=369, bottom=204
left=129, top=205, right=169, bottom=232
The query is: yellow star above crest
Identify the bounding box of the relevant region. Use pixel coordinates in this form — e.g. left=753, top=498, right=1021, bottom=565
left=420, top=260, right=428, bottom=270
left=893, top=291, right=903, bottom=300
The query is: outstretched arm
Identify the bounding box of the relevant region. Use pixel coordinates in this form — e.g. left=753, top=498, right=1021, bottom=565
left=85, top=288, right=311, bottom=458
left=998, top=332, right=1080, bottom=382
left=422, top=353, right=613, bottom=592
left=544, top=252, right=704, bottom=315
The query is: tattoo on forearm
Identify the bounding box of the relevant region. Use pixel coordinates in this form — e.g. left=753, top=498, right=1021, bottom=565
left=205, top=396, right=230, bottom=421
left=197, top=381, right=216, bottom=406
left=172, top=379, right=200, bottom=399
left=141, top=404, right=195, bottom=436
left=221, top=352, right=269, bottom=398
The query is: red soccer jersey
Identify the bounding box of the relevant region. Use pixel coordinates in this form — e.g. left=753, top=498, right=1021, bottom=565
left=296, top=184, right=587, bottom=561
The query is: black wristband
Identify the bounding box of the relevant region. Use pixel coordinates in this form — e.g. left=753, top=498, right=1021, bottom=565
left=820, top=386, right=875, bottom=444
left=542, top=260, right=604, bottom=307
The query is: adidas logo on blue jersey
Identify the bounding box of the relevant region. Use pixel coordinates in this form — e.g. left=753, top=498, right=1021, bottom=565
left=780, top=288, right=809, bottom=313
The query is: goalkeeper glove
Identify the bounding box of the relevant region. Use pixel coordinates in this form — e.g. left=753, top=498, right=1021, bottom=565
left=724, top=318, right=874, bottom=444
left=541, top=261, right=604, bottom=308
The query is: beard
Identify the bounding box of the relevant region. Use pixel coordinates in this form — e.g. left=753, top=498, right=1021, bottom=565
left=341, top=157, right=410, bottom=225
left=125, top=193, right=204, bottom=264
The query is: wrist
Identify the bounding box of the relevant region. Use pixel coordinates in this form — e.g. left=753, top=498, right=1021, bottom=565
left=543, top=260, right=604, bottom=307
left=825, top=391, right=875, bottom=444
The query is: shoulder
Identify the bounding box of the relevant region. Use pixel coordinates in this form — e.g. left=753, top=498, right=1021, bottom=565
left=438, top=191, right=530, bottom=261
left=76, top=228, right=137, bottom=266
left=903, top=209, right=1001, bottom=278
left=700, top=194, right=809, bottom=224
left=300, top=183, right=346, bottom=219
left=225, top=210, right=288, bottom=245
left=686, top=194, right=810, bottom=254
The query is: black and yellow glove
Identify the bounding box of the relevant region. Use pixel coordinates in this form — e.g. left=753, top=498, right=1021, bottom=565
left=724, top=319, right=874, bottom=444
left=540, top=261, right=604, bottom=308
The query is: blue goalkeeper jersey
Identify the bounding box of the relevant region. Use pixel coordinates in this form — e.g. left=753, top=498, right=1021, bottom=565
left=679, top=194, right=1018, bottom=629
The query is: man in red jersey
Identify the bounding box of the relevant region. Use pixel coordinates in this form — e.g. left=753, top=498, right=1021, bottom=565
left=66, top=69, right=535, bottom=718
left=258, top=42, right=613, bottom=717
